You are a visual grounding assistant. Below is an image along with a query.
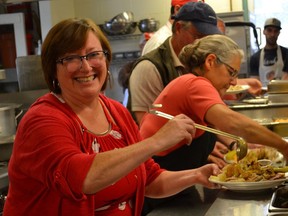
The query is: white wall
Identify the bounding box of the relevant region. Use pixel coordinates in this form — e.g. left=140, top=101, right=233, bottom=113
left=39, top=0, right=75, bottom=41
left=73, top=0, right=170, bottom=27
left=44, top=0, right=241, bottom=30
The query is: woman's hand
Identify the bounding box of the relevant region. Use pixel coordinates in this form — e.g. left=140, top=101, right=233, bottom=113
left=211, top=141, right=229, bottom=158
left=207, top=154, right=226, bottom=169
left=195, top=164, right=221, bottom=189
left=145, top=163, right=221, bottom=198
left=207, top=141, right=228, bottom=168
left=237, top=78, right=262, bottom=96
left=151, top=114, right=196, bottom=151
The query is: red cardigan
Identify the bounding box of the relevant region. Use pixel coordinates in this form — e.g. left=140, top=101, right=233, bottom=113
left=4, top=93, right=163, bottom=216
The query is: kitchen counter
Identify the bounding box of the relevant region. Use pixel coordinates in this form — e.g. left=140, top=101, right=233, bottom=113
left=147, top=185, right=278, bottom=216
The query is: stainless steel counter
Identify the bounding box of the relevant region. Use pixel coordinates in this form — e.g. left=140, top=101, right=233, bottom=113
left=228, top=101, right=288, bottom=119
left=205, top=189, right=272, bottom=216
left=147, top=185, right=278, bottom=216
left=147, top=185, right=219, bottom=216
left=228, top=101, right=288, bottom=137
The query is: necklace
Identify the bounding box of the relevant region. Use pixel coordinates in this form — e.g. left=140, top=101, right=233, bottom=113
left=52, top=93, right=112, bottom=136
left=85, top=122, right=112, bottom=136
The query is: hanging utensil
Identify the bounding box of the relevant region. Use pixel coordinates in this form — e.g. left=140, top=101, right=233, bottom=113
left=148, top=109, right=248, bottom=161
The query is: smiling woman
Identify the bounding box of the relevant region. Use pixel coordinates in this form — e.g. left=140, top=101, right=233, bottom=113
left=3, top=17, right=222, bottom=216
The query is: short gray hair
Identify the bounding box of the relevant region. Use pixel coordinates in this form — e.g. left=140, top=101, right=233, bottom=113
left=172, top=20, right=193, bottom=33
left=178, top=34, right=244, bottom=72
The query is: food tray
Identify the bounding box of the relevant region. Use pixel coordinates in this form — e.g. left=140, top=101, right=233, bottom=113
left=269, top=185, right=288, bottom=212
left=268, top=80, right=288, bottom=94
left=242, top=98, right=268, bottom=104
left=268, top=94, right=288, bottom=103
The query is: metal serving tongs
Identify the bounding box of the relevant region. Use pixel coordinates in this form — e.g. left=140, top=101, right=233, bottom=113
left=149, top=105, right=248, bottom=161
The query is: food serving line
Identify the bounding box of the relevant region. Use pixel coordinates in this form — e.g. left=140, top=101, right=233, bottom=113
left=1, top=82, right=288, bottom=215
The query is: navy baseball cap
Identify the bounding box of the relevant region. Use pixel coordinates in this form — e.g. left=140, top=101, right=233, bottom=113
left=172, top=2, right=221, bottom=35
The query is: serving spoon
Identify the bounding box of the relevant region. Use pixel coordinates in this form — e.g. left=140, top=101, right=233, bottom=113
left=148, top=108, right=248, bottom=161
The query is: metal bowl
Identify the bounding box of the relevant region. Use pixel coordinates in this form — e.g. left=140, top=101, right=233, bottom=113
left=110, top=11, right=134, bottom=23
left=101, top=21, right=137, bottom=35
left=101, top=11, right=137, bottom=35
left=138, top=18, right=160, bottom=33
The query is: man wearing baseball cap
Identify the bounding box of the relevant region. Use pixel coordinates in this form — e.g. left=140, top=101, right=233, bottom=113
left=250, top=18, right=288, bottom=86
left=141, top=0, right=204, bottom=55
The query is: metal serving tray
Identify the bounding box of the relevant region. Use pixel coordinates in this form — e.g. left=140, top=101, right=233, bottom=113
left=269, top=94, right=288, bottom=104
left=269, top=185, right=288, bottom=213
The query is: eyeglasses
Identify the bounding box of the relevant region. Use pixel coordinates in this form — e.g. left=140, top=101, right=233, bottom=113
left=217, top=58, right=239, bottom=79
left=56, top=50, right=108, bottom=72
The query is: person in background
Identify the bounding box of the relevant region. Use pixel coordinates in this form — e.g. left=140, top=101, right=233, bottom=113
left=250, top=17, right=288, bottom=87
left=141, top=0, right=204, bottom=55
left=128, top=1, right=221, bottom=125
left=118, top=61, right=135, bottom=106
left=140, top=34, right=288, bottom=178
left=216, top=17, right=226, bottom=34
left=118, top=33, right=152, bottom=107
left=3, top=18, right=221, bottom=216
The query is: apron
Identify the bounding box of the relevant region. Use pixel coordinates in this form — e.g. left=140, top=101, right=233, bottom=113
left=259, top=46, right=284, bottom=87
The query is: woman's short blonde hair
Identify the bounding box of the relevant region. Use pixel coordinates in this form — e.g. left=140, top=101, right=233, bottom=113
left=178, top=34, right=244, bottom=72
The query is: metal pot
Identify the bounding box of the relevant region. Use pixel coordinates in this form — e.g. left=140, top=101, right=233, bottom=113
left=101, top=21, right=137, bottom=35
left=0, top=103, right=22, bottom=138
left=138, top=18, right=160, bottom=33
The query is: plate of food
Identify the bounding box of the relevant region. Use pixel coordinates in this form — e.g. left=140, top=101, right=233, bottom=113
left=226, top=85, right=250, bottom=94
left=209, top=176, right=286, bottom=192
left=211, top=150, right=287, bottom=192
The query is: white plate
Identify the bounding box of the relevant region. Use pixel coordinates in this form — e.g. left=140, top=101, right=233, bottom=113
left=209, top=177, right=286, bottom=192
left=261, top=86, right=268, bottom=91
left=226, top=85, right=250, bottom=94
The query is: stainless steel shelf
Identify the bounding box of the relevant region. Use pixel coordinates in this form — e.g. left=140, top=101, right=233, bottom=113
left=105, top=33, right=142, bottom=41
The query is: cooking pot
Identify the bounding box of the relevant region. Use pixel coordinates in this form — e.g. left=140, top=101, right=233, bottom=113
left=138, top=18, right=160, bottom=33
left=0, top=103, right=23, bottom=139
